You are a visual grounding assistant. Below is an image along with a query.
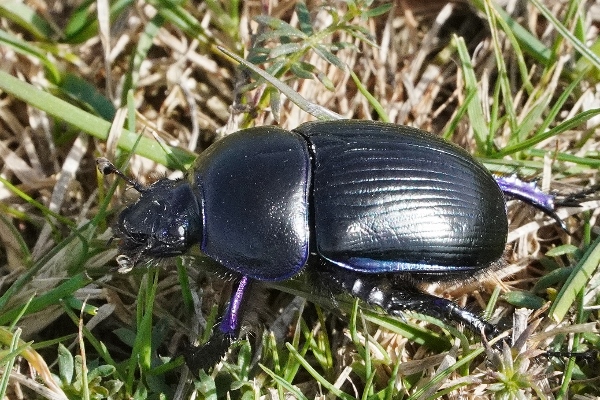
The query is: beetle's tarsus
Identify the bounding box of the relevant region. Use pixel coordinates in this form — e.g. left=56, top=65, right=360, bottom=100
left=183, top=331, right=235, bottom=374
left=555, top=182, right=600, bottom=207
left=543, top=349, right=599, bottom=364
left=184, top=276, right=250, bottom=373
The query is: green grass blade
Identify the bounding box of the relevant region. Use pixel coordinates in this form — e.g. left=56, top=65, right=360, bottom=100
left=470, top=0, right=552, bottom=65
left=350, top=70, right=389, bottom=122
left=121, top=14, right=165, bottom=104
left=64, top=0, right=133, bottom=43
left=494, top=108, right=600, bottom=157
left=260, top=364, right=309, bottom=400
left=453, top=35, right=488, bottom=152
left=530, top=0, right=600, bottom=74
left=0, top=273, right=91, bottom=325
left=286, top=342, right=355, bottom=400
left=549, top=235, right=600, bottom=322
left=218, top=46, right=343, bottom=121
left=0, top=29, right=60, bottom=83
left=0, top=70, right=196, bottom=168
left=0, top=1, right=55, bottom=40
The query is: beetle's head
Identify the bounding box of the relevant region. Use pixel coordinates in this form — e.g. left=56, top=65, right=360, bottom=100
left=97, top=158, right=202, bottom=272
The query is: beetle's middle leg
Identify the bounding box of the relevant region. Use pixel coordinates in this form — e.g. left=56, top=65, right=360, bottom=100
left=184, top=275, right=251, bottom=373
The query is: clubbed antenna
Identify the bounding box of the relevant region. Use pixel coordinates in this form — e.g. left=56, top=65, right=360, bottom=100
left=96, top=157, right=145, bottom=193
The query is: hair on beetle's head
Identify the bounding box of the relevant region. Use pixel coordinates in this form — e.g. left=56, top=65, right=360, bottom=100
left=97, top=158, right=203, bottom=272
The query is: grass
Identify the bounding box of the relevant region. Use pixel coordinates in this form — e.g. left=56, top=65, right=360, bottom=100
left=0, top=0, right=599, bottom=398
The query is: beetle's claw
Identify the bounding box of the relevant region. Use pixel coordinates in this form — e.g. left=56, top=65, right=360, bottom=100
left=546, top=209, right=568, bottom=232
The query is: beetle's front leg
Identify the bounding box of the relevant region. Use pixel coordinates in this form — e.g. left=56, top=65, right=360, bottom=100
left=185, top=276, right=251, bottom=373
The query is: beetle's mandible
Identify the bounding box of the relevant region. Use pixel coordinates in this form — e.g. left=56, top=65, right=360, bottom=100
left=98, top=120, right=565, bottom=371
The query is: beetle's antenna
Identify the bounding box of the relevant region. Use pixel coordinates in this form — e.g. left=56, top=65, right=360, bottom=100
left=96, top=157, right=145, bottom=192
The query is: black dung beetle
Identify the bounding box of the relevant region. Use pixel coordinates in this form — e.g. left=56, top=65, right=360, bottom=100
left=98, top=120, right=566, bottom=371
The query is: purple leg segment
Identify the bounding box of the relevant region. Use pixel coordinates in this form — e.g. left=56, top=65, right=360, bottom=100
left=494, top=174, right=565, bottom=230
left=184, top=275, right=252, bottom=373
left=494, top=175, right=555, bottom=210
left=219, top=275, right=250, bottom=335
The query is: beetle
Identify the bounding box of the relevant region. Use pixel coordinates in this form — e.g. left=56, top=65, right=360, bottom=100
left=98, top=120, right=568, bottom=372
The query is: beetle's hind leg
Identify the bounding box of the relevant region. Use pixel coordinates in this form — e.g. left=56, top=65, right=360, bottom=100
left=494, top=174, right=566, bottom=229
left=383, top=284, right=501, bottom=340
left=322, top=267, right=499, bottom=341
left=184, top=276, right=251, bottom=373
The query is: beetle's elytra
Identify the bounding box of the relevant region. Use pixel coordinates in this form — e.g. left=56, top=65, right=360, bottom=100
left=98, top=120, right=562, bottom=372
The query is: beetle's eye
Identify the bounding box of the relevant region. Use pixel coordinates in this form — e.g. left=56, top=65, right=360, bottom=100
left=159, top=224, right=186, bottom=243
